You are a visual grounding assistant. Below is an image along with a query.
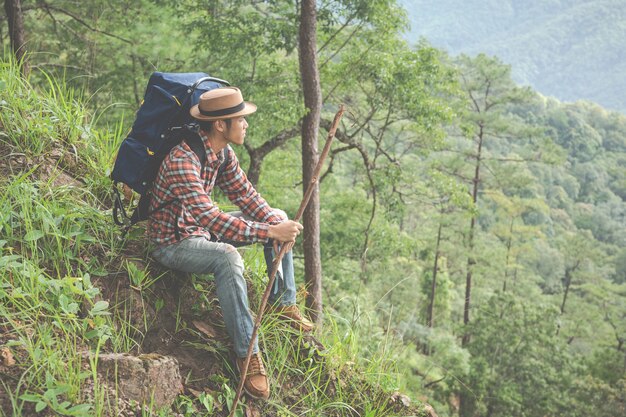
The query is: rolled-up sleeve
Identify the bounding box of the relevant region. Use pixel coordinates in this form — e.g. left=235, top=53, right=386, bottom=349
left=216, top=147, right=287, bottom=225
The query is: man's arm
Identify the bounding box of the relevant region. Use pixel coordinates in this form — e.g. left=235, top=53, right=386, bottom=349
left=216, top=146, right=286, bottom=224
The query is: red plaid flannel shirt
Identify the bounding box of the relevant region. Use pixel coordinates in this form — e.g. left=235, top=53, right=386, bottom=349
left=147, top=132, right=286, bottom=246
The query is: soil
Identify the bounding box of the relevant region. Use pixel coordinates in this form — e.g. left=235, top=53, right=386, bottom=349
left=0, top=140, right=83, bottom=189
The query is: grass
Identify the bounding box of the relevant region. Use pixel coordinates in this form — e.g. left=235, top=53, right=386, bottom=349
left=0, top=57, right=427, bottom=417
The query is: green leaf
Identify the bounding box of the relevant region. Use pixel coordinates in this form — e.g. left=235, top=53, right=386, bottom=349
left=36, top=401, right=47, bottom=412
left=24, top=230, right=44, bottom=241
left=19, top=394, right=40, bottom=402
left=59, top=294, right=79, bottom=314
left=0, top=254, right=22, bottom=268
left=90, top=300, right=110, bottom=316
left=67, top=403, right=92, bottom=414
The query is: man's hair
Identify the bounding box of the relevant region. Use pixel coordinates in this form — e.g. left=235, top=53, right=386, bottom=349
left=198, top=118, right=232, bottom=134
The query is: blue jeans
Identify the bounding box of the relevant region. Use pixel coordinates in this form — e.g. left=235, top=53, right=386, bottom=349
left=150, top=212, right=297, bottom=358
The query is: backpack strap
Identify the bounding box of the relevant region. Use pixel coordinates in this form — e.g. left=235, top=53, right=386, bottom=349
left=217, top=145, right=230, bottom=177
left=112, top=184, right=131, bottom=227
left=184, top=130, right=207, bottom=170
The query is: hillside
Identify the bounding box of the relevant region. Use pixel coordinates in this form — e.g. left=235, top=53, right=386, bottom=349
left=0, top=62, right=433, bottom=417
left=401, top=0, right=626, bottom=112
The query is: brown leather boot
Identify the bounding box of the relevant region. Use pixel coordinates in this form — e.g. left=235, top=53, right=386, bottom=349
left=236, top=352, right=270, bottom=400
left=267, top=304, right=315, bottom=332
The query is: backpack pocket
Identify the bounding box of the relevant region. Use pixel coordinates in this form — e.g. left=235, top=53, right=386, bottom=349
left=111, top=137, right=151, bottom=194
left=132, top=85, right=182, bottom=150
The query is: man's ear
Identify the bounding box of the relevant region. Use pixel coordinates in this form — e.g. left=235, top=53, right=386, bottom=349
left=214, top=120, right=225, bottom=133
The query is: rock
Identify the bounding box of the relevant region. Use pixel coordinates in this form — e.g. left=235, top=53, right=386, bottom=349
left=95, top=352, right=182, bottom=409
left=423, top=404, right=439, bottom=417
left=245, top=403, right=262, bottom=417
left=0, top=347, right=15, bottom=366
left=390, top=391, right=411, bottom=407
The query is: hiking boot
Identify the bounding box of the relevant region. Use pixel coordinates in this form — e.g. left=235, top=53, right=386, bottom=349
left=267, top=304, right=315, bottom=332
left=236, top=352, right=270, bottom=400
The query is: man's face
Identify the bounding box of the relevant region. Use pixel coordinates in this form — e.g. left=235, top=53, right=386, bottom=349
left=223, top=116, right=248, bottom=146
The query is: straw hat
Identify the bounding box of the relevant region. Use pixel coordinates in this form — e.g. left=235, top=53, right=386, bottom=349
left=189, top=87, right=257, bottom=121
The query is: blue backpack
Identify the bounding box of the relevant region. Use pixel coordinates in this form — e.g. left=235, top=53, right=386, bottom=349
left=111, top=72, right=229, bottom=234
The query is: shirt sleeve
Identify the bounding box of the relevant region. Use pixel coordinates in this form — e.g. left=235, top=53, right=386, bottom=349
left=165, top=149, right=271, bottom=243
left=216, top=146, right=287, bottom=225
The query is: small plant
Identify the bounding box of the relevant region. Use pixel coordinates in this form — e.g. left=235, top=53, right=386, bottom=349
left=126, top=260, right=160, bottom=290
left=20, top=381, right=92, bottom=416
left=198, top=391, right=215, bottom=414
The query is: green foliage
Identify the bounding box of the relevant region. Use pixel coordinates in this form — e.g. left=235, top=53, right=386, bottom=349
left=461, top=294, right=573, bottom=417
left=0, top=59, right=133, bottom=417
left=613, top=248, right=626, bottom=284
left=0, top=62, right=88, bottom=155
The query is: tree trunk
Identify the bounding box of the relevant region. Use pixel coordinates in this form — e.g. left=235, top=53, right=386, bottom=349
left=560, top=268, right=572, bottom=314
left=427, top=222, right=443, bottom=328
left=560, top=260, right=580, bottom=316
left=463, top=222, right=475, bottom=347
left=246, top=148, right=264, bottom=186
left=4, top=0, right=28, bottom=76
left=502, top=218, right=514, bottom=293
left=462, top=125, right=484, bottom=348
left=298, top=0, right=322, bottom=324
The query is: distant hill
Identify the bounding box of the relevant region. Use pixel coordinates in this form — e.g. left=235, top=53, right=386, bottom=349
left=401, top=0, right=626, bottom=113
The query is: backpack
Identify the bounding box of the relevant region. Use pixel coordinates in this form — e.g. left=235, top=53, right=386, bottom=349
left=111, top=72, right=229, bottom=235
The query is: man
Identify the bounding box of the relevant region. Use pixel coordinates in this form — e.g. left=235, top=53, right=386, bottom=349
left=148, top=86, right=314, bottom=400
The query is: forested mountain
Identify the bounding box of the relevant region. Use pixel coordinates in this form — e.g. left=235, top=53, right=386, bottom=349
left=0, top=1, right=625, bottom=417
left=401, top=0, right=626, bottom=113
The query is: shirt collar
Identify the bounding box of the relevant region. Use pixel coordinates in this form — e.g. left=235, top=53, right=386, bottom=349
left=198, top=128, right=225, bottom=166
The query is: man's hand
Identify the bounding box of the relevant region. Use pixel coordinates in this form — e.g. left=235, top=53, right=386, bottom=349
left=268, top=220, right=303, bottom=244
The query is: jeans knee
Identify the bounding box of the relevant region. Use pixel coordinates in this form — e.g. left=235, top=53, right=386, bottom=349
left=214, top=246, right=247, bottom=293
left=219, top=245, right=243, bottom=268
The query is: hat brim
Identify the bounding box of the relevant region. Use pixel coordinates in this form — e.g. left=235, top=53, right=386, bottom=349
left=190, top=101, right=257, bottom=121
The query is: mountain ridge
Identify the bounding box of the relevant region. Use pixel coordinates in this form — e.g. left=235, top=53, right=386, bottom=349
left=401, top=0, right=626, bottom=112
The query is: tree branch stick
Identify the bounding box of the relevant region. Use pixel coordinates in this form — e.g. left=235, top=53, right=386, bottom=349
left=228, top=105, right=345, bottom=417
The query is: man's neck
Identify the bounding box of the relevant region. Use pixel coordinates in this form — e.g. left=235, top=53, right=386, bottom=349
left=201, top=129, right=228, bottom=153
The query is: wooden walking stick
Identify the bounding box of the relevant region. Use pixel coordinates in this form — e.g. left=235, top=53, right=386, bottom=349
left=229, top=105, right=345, bottom=416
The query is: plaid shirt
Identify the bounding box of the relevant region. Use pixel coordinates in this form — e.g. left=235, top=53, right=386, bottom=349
left=147, top=131, right=286, bottom=246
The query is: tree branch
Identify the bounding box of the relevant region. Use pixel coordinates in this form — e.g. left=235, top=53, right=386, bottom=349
left=319, top=144, right=356, bottom=183
left=319, top=22, right=363, bottom=69
left=249, top=126, right=301, bottom=159
left=38, top=2, right=133, bottom=44
left=317, top=10, right=358, bottom=54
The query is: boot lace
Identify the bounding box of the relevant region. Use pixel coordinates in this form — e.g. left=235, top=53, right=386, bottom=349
left=248, top=353, right=266, bottom=376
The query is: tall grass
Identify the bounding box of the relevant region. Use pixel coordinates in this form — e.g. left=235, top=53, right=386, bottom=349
left=0, top=170, right=121, bottom=417
left=0, top=57, right=126, bottom=203
left=0, top=60, right=85, bottom=155
left=0, top=58, right=129, bottom=417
